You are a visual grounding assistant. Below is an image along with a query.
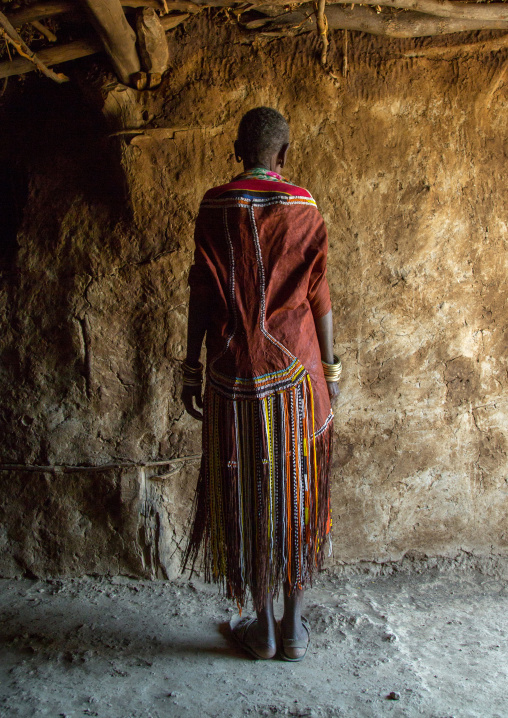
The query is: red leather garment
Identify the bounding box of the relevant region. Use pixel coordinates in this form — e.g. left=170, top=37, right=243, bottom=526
left=189, top=171, right=332, bottom=433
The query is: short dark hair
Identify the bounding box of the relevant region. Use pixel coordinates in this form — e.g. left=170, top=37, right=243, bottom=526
left=236, top=107, right=289, bottom=166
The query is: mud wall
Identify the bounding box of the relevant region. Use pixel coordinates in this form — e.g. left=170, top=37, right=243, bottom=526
left=0, top=20, right=507, bottom=577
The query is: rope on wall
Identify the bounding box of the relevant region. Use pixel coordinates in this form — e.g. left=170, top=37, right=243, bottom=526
left=0, top=453, right=201, bottom=479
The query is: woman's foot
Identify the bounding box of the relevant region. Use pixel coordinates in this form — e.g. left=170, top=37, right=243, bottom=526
left=280, top=583, right=308, bottom=660
left=279, top=616, right=310, bottom=661
left=231, top=616, right=277, bottom=660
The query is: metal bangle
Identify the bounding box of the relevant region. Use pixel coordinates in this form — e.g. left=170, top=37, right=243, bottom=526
left=321, top=354, right=342, bottom=382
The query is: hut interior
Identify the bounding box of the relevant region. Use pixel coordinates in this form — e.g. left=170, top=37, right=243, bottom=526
left=0, top=0, right=507, bottom=715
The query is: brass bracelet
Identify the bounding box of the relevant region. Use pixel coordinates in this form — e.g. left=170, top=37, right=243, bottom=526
left=182, top=360, right=203, bottom=373
left=182, top=377, right=203, bottom=387
left=182, top=360, right=204, bottom=386
left=322, top=354, right=342, bottom=382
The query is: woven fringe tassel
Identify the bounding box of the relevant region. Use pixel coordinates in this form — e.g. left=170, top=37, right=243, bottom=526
left=182, top=376, right=333, bottom=612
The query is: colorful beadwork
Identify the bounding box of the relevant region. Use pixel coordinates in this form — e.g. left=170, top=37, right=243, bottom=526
left=183, top=370, right=332, bottom=612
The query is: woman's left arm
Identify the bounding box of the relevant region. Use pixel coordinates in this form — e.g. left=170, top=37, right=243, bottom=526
left=181, top=289, right=208, bottom=421
left=307, top=217, right=340, bottom=406
left=181, top=216, right=213, bottom=421
left=314, top=308, right=340, bottom=406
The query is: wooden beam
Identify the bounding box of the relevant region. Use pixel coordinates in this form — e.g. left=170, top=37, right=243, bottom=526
left=250, top=0, right=508, bottom=22
left=339, top=0, right=508, bottom=22
left=8, top=2, right=77, bottom=28
left=0, top=37, right=102, bottom=80
left=327, top=5, right=508, bottom=34
left=0, top=10, right=68, bottom=82
left=78, top=0, right=141, bottom=84
left=6, top=0, right=194, bottom=27
left=250, top=4, right=508, bottom=36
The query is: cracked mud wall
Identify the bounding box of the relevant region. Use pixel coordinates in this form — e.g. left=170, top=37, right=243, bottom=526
left=0, top=18, right=507, bottom=577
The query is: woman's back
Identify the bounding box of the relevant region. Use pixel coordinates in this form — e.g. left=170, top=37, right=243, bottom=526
left=190, top=168, right=332, bottom=430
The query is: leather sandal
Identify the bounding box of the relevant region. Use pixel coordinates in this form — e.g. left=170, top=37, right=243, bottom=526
left=230, top=616, right=276, bottom=660
left=279, top=616, right=311, bottom=662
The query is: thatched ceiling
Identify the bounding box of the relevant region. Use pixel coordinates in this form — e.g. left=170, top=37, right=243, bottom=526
left=0, top=0, right=507, bottom=87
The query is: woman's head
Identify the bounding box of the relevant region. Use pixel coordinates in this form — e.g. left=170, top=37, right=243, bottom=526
left=235, top=107, right=290, bottom=172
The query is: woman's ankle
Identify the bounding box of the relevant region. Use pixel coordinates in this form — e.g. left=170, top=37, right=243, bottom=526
left=280, top=615, right=304, bottom=637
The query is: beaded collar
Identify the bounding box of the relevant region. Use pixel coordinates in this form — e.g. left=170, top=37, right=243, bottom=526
left=232, top=167, right=288, bottom=183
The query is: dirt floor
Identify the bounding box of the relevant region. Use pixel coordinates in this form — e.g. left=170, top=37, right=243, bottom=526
left=1, top=567, right=507, bottom=718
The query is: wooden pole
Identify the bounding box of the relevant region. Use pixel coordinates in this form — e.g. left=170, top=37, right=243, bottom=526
left=312, top=0, right=508, bottom=22
left=249, top=0, right=508, bottom=21
left=324, top=5, right=508, bottom=34
left=250, top=4, right=508, bottom=36
left=31, top=20, right=58, bottom=43
left=78, top=0, right=141, bottom=85
left=0, top=37, right=102, bottom=80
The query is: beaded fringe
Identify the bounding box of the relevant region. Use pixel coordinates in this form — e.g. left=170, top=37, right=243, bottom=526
left=182, top=374, right=333, bottom=612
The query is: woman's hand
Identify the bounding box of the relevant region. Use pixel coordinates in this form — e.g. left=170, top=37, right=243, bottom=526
left=327, top=380, right=340, bottom=406
left=181, top=385, right=204, bottom=421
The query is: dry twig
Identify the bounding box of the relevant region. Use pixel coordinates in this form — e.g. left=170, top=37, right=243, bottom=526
left=31, top=20, right=57, bottom=42
left=314, top=0, right=328, bottom=65
left=342, top=27, right=348, bottom=77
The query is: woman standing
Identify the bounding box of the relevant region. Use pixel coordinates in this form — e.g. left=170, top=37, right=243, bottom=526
left=181, top=107, right=341, bottom=661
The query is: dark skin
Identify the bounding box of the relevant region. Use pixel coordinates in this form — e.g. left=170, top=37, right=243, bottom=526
left=182, top=142, right=339, bottom=658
